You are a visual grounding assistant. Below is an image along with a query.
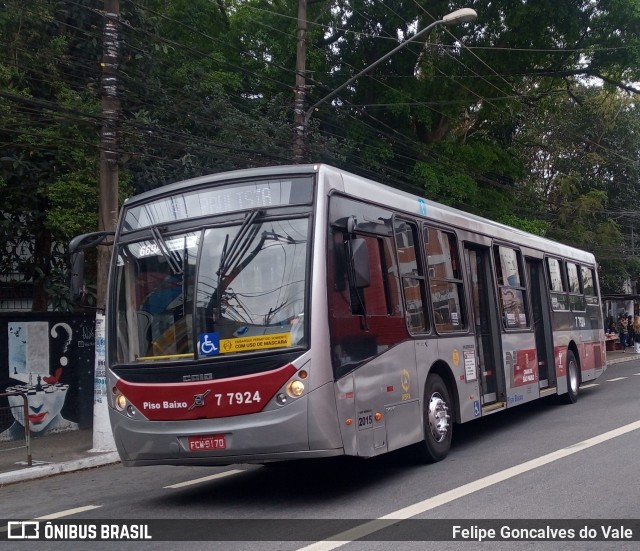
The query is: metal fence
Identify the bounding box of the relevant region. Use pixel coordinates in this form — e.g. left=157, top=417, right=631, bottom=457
left=0, top=391, right=32, bottom=466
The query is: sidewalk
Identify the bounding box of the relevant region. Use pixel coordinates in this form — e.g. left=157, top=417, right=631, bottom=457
left=604, top=348, right=638, bottom=365
left=0, top=428, right=120, bottom=486
left=0, top=350, right=637, bottom=486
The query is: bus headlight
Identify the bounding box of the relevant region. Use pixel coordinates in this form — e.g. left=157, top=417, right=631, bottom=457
left=115, top=393, right=128, bottom=411
left=286, top=380, right=305, bottom=398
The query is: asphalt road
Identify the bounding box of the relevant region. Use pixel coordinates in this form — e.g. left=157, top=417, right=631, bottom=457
left=2, top=358, right=639, bottom=550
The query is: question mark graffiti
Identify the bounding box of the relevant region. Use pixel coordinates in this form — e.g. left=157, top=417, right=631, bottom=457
left=46, top=322, right=73, bottom=384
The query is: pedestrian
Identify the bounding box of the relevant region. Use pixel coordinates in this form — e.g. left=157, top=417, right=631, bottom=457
left=634, top=316, right=640, bottom=353
left=628, top=315, right=635, bottom=349
left=618, top=314, right=628, bottom=352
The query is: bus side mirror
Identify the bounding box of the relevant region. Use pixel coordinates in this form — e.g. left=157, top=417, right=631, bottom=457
left=70, top=250, right=85, bottom=300
left=68, top=230, right=115, bottom=301
left=349, top=238, right=370, bottom=289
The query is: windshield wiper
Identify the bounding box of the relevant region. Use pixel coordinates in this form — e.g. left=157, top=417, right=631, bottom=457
left=151, top=226, right=182, bottom=275
left=212, top=210, right=263, bottom=321
left=217, top=209, right=263, bottom=279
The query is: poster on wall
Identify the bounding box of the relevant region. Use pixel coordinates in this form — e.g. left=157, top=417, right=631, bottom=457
left=0, top=315, right=95, bottom=441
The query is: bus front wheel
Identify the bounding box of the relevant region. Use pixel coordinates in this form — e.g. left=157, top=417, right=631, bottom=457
left=417, top=373, right=452, bottom=462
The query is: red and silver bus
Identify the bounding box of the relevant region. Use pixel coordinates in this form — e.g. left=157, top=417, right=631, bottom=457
left=71, top=164, right=607, bottom=466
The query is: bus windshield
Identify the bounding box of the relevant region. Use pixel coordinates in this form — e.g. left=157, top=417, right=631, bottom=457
left=114, top=217, right=309, bottom=364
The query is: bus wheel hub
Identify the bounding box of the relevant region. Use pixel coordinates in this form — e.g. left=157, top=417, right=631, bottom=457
left=428, top=393, right=450, bottom=443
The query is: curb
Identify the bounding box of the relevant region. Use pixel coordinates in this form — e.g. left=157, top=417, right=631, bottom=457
left=607, top=354, right=639, bottom=365
left=0, top=452, right=120, bottom=486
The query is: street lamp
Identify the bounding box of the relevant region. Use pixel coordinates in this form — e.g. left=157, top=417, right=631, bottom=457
left=292, top=7, right=477, bottom=162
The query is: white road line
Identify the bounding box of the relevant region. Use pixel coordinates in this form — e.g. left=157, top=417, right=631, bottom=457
left=296, top=419, right=640, bottom=551
left=164, top=469, right=244, bottom=489
left=35, top=505, right=103, bottom=520
left=580, top=383, right=599, bottom=389
left=607, top=377, right=628, bottom=382
left=0, top=505, right=103, bottom=534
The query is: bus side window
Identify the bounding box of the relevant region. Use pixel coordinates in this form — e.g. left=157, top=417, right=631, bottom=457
left=581, top=266, right=595, bottom=296
left=581, top=265, right=600, bottom=328
left=328, top=229, right=404, bottom=376
left=394, top=219, right=428, bottom=333
left=566, top=262, right=585, bottom=311
left=425, top=226, right=466, bottom=331
left=346, top=233, right=400, bottom=317
left=547, top=257, right=569, bottom=311
left=360, top=236, right=391, bottom=315
left=345, top=237, right=367, bottom=316
left=331, top=232, right=363, bottom=315
left=494, top=245, right=529, bottom=329
left=381, top=235, right=402, bottom=317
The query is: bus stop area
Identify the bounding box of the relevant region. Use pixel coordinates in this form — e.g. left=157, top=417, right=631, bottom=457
left=0, top=348, right=634, bottom=487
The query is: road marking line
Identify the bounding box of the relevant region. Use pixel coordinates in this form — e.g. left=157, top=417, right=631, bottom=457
left=580, top=383, right=598, bottom=389
left=0, top=505, right=103, bottom=534
left=164, top=469, right=244, bottom=488
left=296, top=419, right=640, bottom=551
left=35, top=505, right=103, bottom=520
left=607, top=377, right=628, bottom=382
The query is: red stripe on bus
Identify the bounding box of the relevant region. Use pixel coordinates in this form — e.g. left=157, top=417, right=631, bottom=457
left=115, top=363, right=297, bottom=421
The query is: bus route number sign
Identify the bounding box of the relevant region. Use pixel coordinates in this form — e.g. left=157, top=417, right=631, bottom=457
left=188, top=434, right=227, bottom=451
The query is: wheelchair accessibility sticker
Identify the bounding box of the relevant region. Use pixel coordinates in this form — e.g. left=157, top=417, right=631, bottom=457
left=198, top=333, right=220, bottom=356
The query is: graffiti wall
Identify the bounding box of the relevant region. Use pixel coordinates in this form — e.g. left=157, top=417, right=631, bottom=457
left=0, top=313, right=95, bottom=440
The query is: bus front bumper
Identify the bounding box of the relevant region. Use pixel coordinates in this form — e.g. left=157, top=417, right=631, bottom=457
left=109, top=395, right=343, bottom=466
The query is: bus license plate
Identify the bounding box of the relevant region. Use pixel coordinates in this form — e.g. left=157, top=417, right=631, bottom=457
left=188, top=434, right=226, bottom=451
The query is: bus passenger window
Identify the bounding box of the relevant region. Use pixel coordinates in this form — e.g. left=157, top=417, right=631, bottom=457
left=582, top=266, right=597, bottom=297
left=566, top=262, right=585, bottom=311
left=494, top=245, right=529, bottom=329
left=566, top=262, right=581, bottom=293
left=394, top=219, right=428, bottom=333
left=547, top=257, right=569, bottom=311
left=425, top=227, right=465, bottom=331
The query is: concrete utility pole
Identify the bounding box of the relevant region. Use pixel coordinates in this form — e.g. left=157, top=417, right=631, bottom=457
left=293, top=0, right=308, bottom=163
left=98, top=0, right=120, bottom=310
left=92, top=0, right=120, bottom=453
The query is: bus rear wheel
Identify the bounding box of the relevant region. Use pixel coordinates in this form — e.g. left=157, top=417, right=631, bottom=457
left=416, top=373, right=452, bottom=463
left=562, top=351, right=579, bottom=404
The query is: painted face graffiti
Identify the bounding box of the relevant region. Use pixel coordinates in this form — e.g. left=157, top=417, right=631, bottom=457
left=2, top=380, right=78, bottom=439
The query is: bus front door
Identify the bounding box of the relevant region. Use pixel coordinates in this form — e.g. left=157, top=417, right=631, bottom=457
left=465, top=246, right=504, bottom=405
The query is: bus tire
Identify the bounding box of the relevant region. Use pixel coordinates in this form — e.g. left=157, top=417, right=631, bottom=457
left=562, top=350, right=579, bottom=404
left=417, top=373, right=452, bottom=462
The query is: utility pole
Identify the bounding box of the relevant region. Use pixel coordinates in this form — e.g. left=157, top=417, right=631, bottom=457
left=98, top=0, right=120, bottom=310
left=292, top=0, right=307, bottom=163
left=92, top=0, right=120, bottom=453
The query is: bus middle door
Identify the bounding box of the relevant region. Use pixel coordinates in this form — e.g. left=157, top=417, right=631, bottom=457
left=464, top=245, right=504, bottom=406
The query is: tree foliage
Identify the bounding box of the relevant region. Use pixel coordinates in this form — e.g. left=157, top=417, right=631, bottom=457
left=2, top=0, right=640, bottom=310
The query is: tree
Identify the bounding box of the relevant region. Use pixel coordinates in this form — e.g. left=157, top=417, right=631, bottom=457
left=0, top=0, right=102, bottom=310
left=3, top=0, right=640, bottom=305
